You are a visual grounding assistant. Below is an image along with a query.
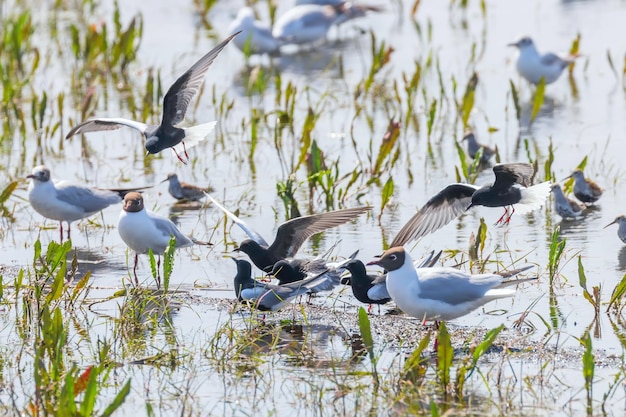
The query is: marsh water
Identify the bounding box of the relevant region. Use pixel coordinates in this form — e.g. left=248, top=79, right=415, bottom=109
left=3, top=0, right=626, bottom=415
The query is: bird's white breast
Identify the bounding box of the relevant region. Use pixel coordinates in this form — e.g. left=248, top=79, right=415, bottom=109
left=118, top=209, right=171, bottom=255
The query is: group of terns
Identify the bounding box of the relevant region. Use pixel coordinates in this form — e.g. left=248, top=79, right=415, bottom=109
left=22, top=8, right=618, bottom=337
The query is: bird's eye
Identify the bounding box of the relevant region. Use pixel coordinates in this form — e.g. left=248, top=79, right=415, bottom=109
left=390, top=254, right=397, bottom=261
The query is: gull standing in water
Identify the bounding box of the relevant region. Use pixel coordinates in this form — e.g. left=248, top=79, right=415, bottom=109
left=391, top=163, right=550, bottom=247
left=343, top=251, right=442, bottom=312
left=228, top=7, right=281, bottom=56
left=509, top=36, right=575, bottom=85
left=367, top=247, right=535, bottom=323
left=66, top=33, right=239, bottom=163
left=273, top=3, right=382, bottom=46
left=118, top=192, right=210, bottom=284
left=27, top=165, right=149, bottom=241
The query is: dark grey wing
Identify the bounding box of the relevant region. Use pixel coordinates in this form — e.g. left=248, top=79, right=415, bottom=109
left=416, top=268, right=502, bottom=305
left=101, top=185, right=153, bottom=198
left=390, top=184, right=479, bottom=247
left=65, top=118, right=151, bottom=139
left=267, top=206, right=371, bottom=259
left=161, top=32, right=239, bottom=127
left=492, top=163, right=534, bottom=189
left=283, top=270, right=338, bottom=293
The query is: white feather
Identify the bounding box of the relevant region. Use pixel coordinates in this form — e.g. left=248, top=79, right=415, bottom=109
left=515, top=181, right=551, bottom=214
left=174, top=121, right=217, bottom=155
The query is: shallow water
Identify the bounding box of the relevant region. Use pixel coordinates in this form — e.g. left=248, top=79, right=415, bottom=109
left=4, top=0, right=626, bottom=414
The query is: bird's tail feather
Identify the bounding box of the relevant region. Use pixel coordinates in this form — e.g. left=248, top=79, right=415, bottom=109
left=174, top=121, right=218, bottom=155
left=516, top=181, right=551, bottom=213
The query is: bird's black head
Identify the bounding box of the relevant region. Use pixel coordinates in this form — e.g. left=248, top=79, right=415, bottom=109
left=231, top=257, right=253, bottom=299
left=232, top=257, right=252, bottom=276
left=145, top=137, right=166, bottom=154
left=345, top=259, right=366, bottom=276
left=469, top=186, right=490, bottom=208
left=236, top=239, right=262, bottom=255
left=270, top=260, right=293, bottom=276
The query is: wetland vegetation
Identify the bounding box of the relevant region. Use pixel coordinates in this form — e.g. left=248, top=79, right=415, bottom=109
left=1, top=0, right=626, bottom=415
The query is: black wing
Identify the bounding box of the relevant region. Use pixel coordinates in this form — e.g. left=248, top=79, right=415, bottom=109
left=390, top=184, right=479, bottom=247
left=161, top=32, right=239, bottom=127
left=267, top=206, right=371, bottom=260
left=492, top=163, right=533, bottom=190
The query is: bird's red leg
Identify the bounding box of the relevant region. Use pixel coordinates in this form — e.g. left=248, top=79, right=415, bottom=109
left=182, top=140, right=189, bottom=161
left=157, top=255, right=162, bottom=288
left=59, top=222, right=64, bottom=242
left=172, top=147, right=188, bottom=165
left=504, top=206, right=515, bottom=224
left=495, top=207, right=509, bottom=225
left=67, top=222, right=71, bottom=240
left=433, top=321, right=441, bottom=351
left=133, top=253, right=140, bottom=286
left=367, top=304, right=373, bottom=314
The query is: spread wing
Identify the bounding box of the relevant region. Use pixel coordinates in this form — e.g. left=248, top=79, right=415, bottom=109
left=65, top=118, right=151, bottom=139
left=161, top=32, right=239, bottom=127
left=390, top=184, right=479, bottom=247
left=267, top=206, right=371, bottom=259
left=205, top=193, right=269, bottom=247
left=492, top=163, right=533, bottom=189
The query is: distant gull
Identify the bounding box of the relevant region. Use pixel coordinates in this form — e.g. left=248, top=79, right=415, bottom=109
left=66, top=33, right=239, bottom=163
left=550, top=183, right=584, bottom=220
left=118, top=192, right=210, bottom=284
left=462, top=131, right=495, bottom=164
left=273, top=3, right=382, bottom=46
left=367, top=247, right=535, bottom=322
left=27, top=165, right=149, bottom=241
left=228, top=7, right=281, bottom=56
left=161, top=173, right=211, bottom=202
left=206, top=192, right=370, bottom=272
left=232, top=258, right=338, bottom=311
left=509, top=36, right=575, bottom=85
left=566, top=169, right=602, bottom=204
left=605, top=216, right=626, bottom=244
left=391, top=163, right=550, bottom=247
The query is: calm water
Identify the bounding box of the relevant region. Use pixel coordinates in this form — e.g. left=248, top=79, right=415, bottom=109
left=4, top=0, right=626, bottom=414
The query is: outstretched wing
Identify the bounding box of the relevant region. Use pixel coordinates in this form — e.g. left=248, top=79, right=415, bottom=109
left=161, top=33, right=239, bottom=127
left=205, top=193, right=269, bottom=247
left=268, top=206, right=371, bottom=259
left=65, top=118, right=150, bottom=139
left=390, top=184, right=478, bottom=247
left=492, top=163, right=533, bottom=189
